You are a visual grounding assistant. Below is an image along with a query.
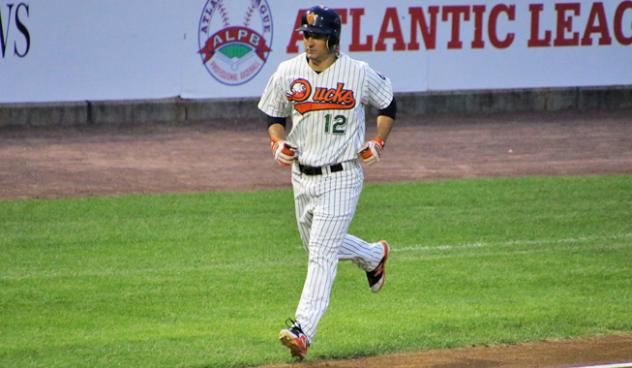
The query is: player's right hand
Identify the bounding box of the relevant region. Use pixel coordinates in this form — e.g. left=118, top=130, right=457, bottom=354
left=270, top=138, right=298, bottom=167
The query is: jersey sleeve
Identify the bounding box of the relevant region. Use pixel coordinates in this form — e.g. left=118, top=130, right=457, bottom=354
left=363, top=65, right=394, bottom=110
left=258, top=70, right=291, bottom=118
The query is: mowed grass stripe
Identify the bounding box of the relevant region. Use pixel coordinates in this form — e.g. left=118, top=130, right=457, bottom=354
left=3, top=233, right=630, bottom=281
left=396, top=232, right=632, bottom=252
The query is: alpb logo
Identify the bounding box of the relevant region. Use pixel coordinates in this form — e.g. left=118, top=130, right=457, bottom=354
left=198, top=0, right=273, bottom=86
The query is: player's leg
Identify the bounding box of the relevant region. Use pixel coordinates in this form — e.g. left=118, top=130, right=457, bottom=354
left=339, top=234, right=390, bottom=293
left=293, top=177, right=313, bottom=251
left=294, top=170, right=362, bottom=341
left=279, top=169, right=314, bottom=359
left=338, top=234, right=386, bottom=271
left=293, top=166, right=341, bottom=252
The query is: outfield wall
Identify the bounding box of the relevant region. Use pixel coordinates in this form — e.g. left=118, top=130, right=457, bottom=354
left=1, top=86, right=631, bottom=127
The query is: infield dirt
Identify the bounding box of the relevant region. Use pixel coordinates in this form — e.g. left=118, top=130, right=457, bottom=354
left=1, top=109, right=631, bottom=367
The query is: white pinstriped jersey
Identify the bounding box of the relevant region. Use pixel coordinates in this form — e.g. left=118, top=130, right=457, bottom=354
left=258, top=53, right=393, bottom=167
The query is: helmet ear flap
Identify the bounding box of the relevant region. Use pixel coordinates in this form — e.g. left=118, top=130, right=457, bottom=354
left=327, top=36, right=340, bottom=52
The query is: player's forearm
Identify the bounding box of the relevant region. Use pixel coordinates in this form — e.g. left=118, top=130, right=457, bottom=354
left=268, top=123, right=286, bottom=142
left=375, top=115, right=394, bottom=143
left=374, top=97, right=396, bottom=143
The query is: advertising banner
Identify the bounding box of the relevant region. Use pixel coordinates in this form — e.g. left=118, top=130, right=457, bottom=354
left=1, top=0, right=184, bottom=102
left=1, top=0, right=631, bottom=103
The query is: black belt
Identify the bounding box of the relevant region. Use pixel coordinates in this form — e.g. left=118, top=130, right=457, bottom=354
left=298, top=163, right=343, bottom=175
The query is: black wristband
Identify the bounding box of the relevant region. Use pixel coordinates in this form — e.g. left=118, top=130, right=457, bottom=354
left=263, top=112, right=287, bottom=128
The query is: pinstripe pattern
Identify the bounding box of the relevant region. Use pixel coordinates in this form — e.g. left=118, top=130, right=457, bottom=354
left=259, top=52, right=393, bottom=344
left=291, top=161, right=385, bottom=340
left=258, top=53, right=393, bottom=167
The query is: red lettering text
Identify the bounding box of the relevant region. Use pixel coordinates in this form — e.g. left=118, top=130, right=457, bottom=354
left=349, top=8, right=373, bottom=51
left=581, top=2, right=612, bottom=45
left=284, top=4, right=630, bottom=54
left=554, top=3, right=581, bottom=46
left=529, top=4, right=552, bottom=47
left=375, top=7, right=406, bottom=51
left=489, top=4, right=516, bottom=49
left=408, top=6, right=439, bottom=50
left=442, top=6, right=470, bottom=49
left=614, top=0, right=632, bottom=45
left=471, top=5, right=486, bottom=48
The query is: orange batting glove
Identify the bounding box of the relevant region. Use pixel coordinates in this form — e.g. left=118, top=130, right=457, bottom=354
left=359, top=137, right=385, bottom=166
left=270, top=137, right=298, bottom=167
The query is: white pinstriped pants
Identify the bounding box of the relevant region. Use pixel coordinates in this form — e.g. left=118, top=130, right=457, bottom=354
left=291, top=160, right=386, bottom=342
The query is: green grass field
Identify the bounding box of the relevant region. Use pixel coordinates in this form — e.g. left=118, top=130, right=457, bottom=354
left=1, top=175, right=631, bottom=368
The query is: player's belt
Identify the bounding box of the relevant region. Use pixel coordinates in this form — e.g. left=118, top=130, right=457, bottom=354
left=298, top=163, right=343, bottom=176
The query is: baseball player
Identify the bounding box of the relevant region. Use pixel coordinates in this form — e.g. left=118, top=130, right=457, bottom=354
left=257, top=5, right=396, bottom=360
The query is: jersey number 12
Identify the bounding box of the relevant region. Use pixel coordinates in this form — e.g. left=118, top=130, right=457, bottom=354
left=324, top=114, right=347, bottom=134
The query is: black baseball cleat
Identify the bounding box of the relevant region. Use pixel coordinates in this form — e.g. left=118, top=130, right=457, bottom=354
left=366, top=240, right=390, bottom=293
left=279, top=319, right=310, bottom=360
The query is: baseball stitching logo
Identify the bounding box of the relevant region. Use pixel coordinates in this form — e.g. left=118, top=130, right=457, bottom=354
left=198, top=0, right=273, bottom=86
left=286, top=79, right=312, bottom=103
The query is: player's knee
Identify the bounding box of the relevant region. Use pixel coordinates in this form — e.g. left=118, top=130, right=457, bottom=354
left=308, top=246, right=339, bottom=265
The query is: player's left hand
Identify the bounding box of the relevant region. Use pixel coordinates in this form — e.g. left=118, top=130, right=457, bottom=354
left=359, top=137, right=385, bottom=166
left=270, top=138, right=298, bottom=167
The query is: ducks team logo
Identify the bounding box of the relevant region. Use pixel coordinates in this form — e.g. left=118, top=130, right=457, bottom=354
left=286, top=79, right=356, bottom=114
left=198, top=0, right=273, bottom=86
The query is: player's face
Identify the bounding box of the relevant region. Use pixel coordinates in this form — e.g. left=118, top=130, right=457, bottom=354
left=303, top=32, right=333, bottom=64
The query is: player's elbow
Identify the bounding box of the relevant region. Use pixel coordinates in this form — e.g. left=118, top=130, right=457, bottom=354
left=261, top=112, right=288, bottom=129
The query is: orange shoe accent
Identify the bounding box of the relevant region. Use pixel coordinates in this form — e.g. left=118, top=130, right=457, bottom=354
left=367, top=240, right=390, bottom=293
left=279, top=328, right=309, bottom=360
